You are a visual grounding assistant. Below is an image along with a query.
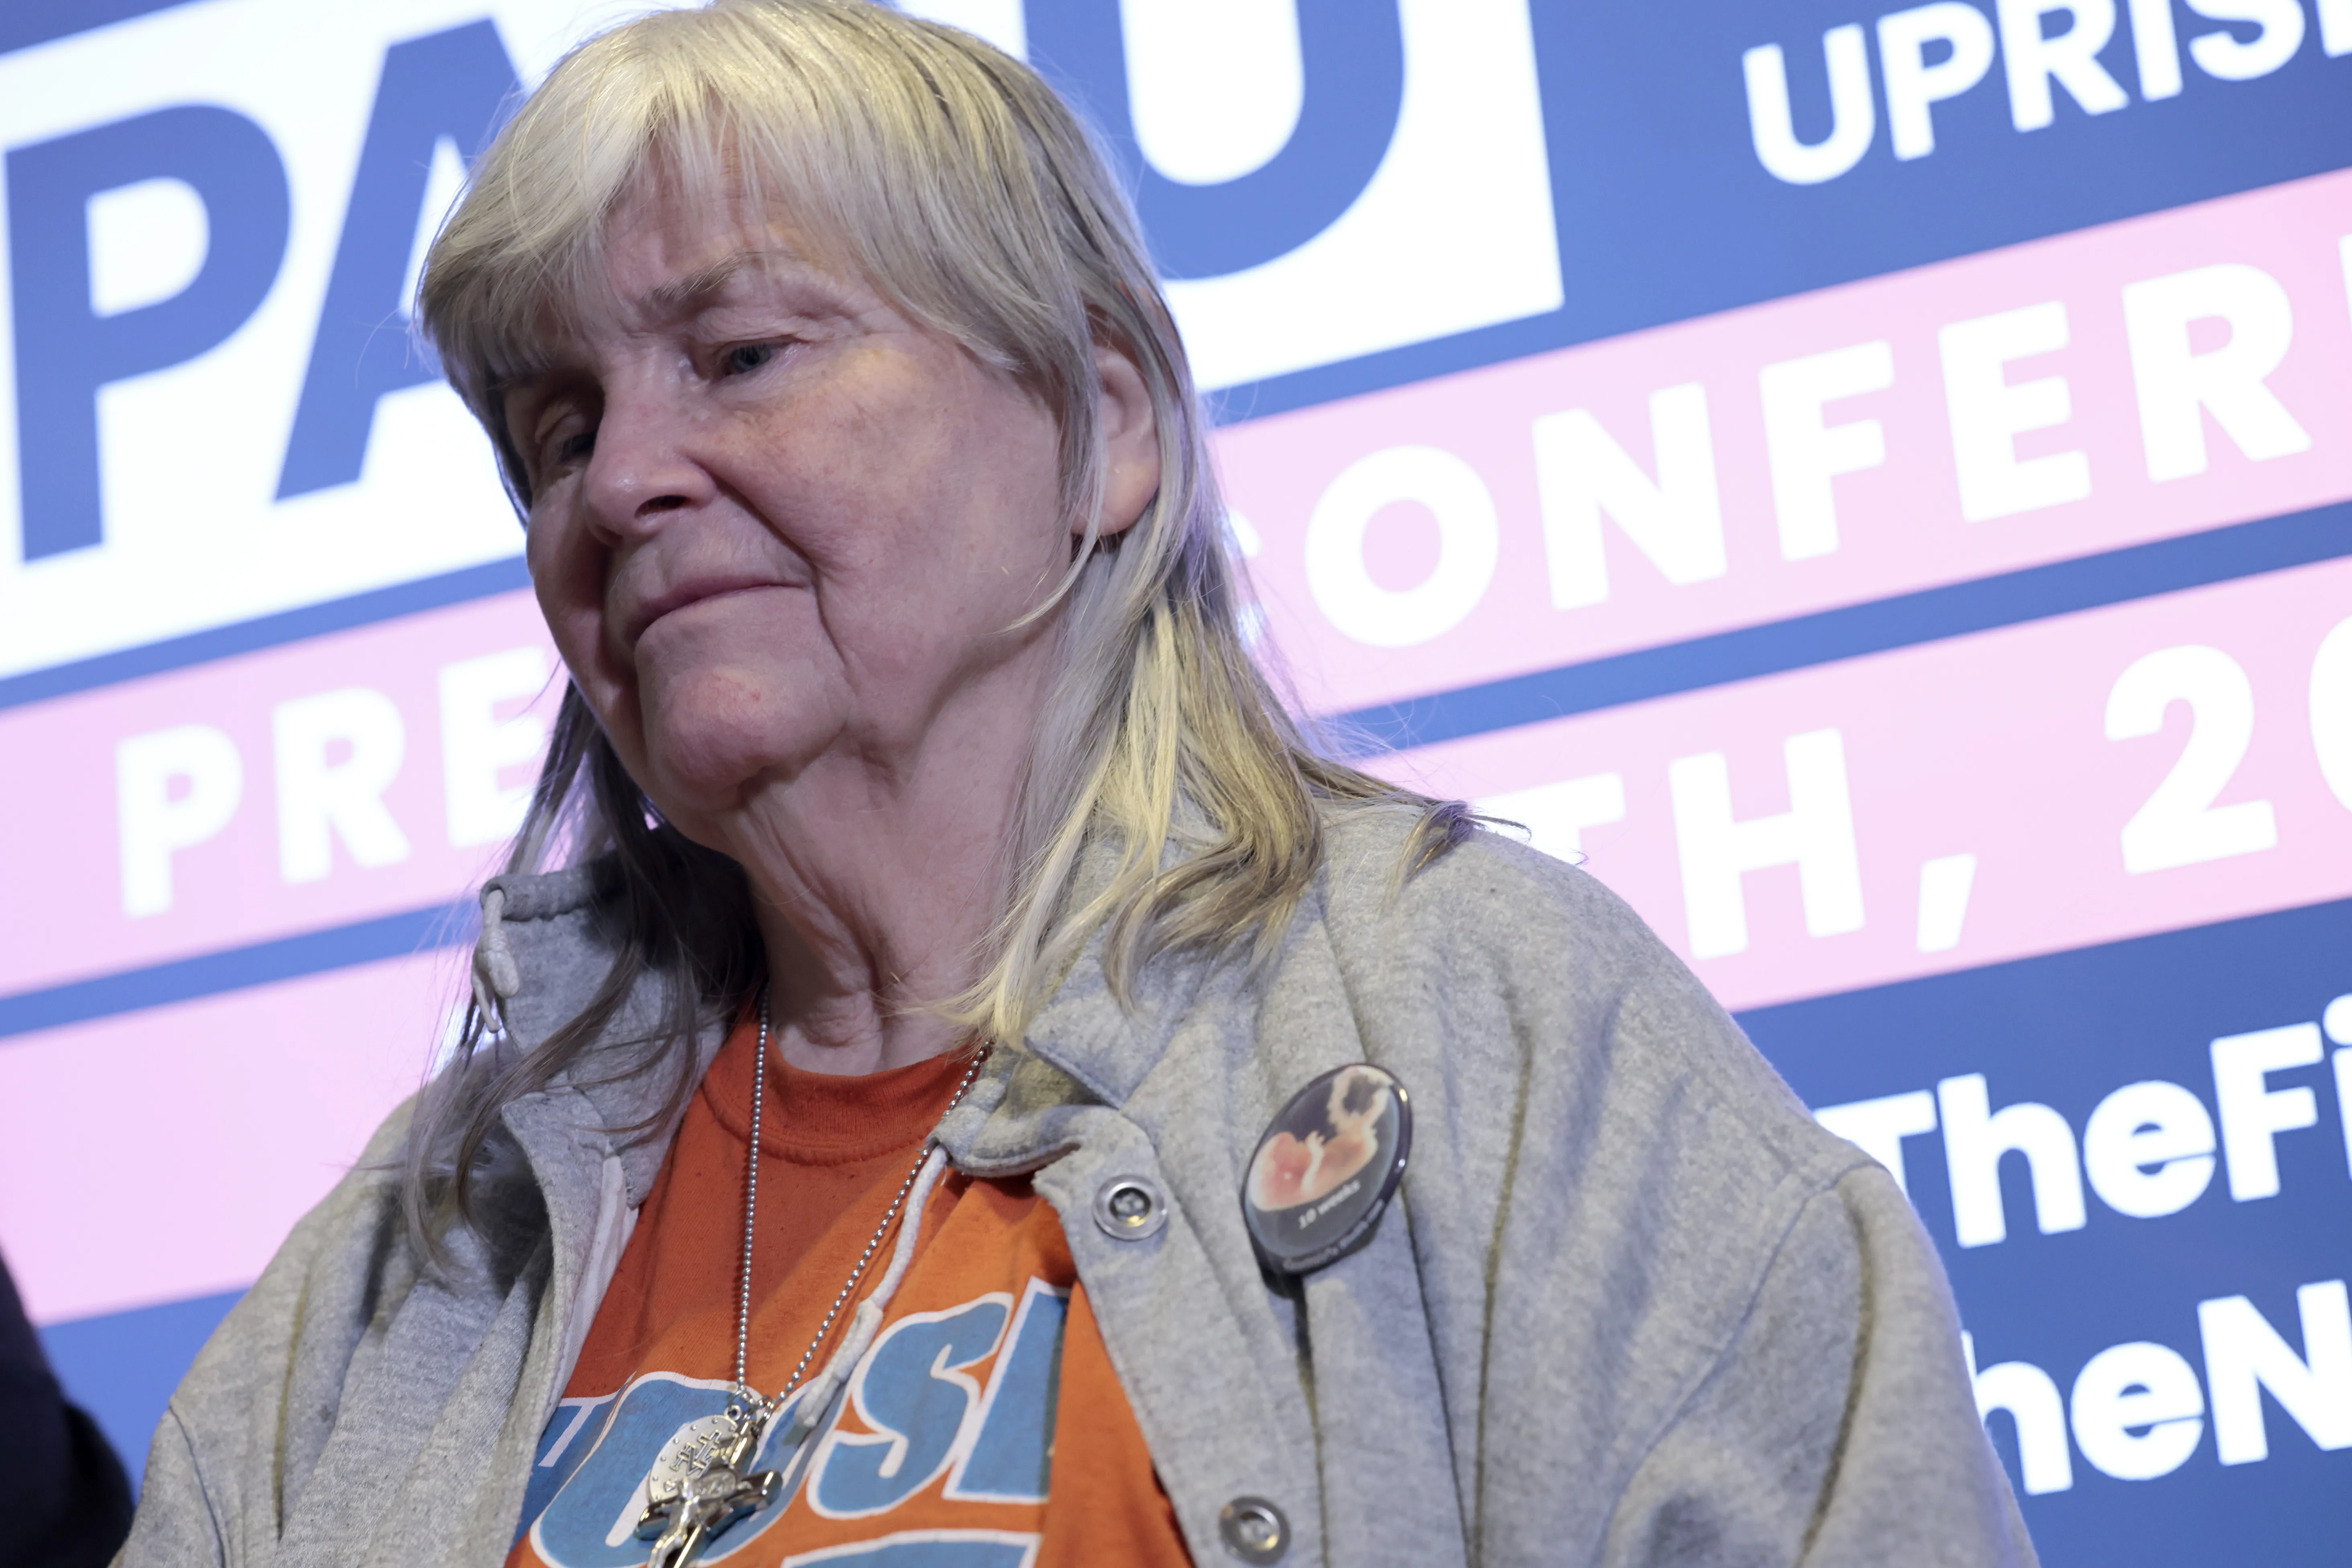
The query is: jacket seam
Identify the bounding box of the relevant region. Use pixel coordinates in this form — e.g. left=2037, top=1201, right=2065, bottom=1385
left=1464, top=1039, right=1540, bottom=1568
left=160, top=1399, right=231, bottom=1567
left=1593, top=1161, right=1874, bottom=1559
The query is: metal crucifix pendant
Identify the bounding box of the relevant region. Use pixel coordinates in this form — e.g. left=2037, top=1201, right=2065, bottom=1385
left=636, top=1403, right=784, bottom=1568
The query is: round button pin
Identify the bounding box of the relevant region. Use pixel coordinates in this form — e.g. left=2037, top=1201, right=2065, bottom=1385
left=1241, top=1063, right=1411, bottom=1275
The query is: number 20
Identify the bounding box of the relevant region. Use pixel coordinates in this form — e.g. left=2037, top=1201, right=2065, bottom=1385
left=2105, top=620, right=2352, bottom=874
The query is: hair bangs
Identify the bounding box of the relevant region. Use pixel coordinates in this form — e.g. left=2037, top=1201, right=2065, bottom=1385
left=421, top=2, right=1100, bottom=511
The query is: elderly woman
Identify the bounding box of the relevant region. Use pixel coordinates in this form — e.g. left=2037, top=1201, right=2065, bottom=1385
left=117, top=4, right=2034, bottom=1566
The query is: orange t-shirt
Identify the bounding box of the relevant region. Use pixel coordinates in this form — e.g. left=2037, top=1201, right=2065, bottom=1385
left=507, top=1013, right=1194, bottom=1568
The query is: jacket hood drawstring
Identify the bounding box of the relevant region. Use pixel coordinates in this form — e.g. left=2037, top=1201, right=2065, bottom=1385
left=473, top=885, right=522, bottom=1033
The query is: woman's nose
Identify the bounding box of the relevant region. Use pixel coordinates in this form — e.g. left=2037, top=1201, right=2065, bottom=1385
left=580, top=387, right=717, bottom=538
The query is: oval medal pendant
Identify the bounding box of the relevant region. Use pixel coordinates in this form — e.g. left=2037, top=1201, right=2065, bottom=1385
left=1242, top=1063, right=1412, bottom=1275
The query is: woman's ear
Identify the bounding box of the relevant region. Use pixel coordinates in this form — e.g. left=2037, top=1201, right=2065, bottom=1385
left=1088, top=341, right=1162, bottom=540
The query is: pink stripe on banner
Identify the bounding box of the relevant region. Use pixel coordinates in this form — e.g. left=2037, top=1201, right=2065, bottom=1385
left=0, top=592, right=555, bottom=997
left=0, top=950, right=455, bottom=1324
left=1383, top=556, right=2352, bottom=1014
left=1218, top=169, right=2352, bottom=715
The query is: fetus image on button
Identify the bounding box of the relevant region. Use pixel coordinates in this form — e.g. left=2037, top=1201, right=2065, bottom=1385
left=1247, top=1067, right=1392, bottom=1212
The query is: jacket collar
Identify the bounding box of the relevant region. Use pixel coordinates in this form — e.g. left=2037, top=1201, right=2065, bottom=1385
left=473, top=849, right=1210, bottom=1191
left=478, top=859, right=725, bottom=1205
left=1016, top=924, right=1214, bottom=1107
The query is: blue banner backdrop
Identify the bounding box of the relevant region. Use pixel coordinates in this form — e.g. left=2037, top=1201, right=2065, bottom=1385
left=1, top=2, right=2348, bottom=1560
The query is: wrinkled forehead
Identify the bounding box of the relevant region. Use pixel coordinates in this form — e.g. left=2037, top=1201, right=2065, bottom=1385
left=589, top=220, right=842, bottom=347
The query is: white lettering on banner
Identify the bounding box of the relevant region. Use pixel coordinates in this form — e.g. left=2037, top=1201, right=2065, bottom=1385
left=1223, top=205, right=2350, bottom=695
left=2082, top=1080, right=2217, bottom=1218
left=0, top=0, right=1549, bottom=670
left=1148, top=0, right=1563, bottom=392
left=1120, top=0, right=1303, bottom=187
left=439, top=645, right=551, bottom=848
left=2186, top=0, right=2307, bottom=81
left=2199, top=1281, right=2352, bottom=1464
left=1805, top=1019, right=2352, bottom=1506
left=1392, top=576, right=2352, bottom=1002
left=1997, top=0, right=2131, bottom=133
left=2105, top=645, right=2278, bottom=874
left=115, top=723, right=243, bottom=918
left=2327, top=0, right=2352, bottom=53
left=1939, top=1073, right=2088, bottom=1247
left=1938, top=302, right=2091, bottom=522
left=0, top=611, right=591, bottom=1009
left=1964, top=1333, right=2076, bottom=1494
left=2210, top=1023, right=2325, bottom=1201
left=2325, top=0, right=2352, bottom=53
left=1474, top=773, right=1626, bottom=864
left=273, top=686, right=413, bottom=884
left=2330, top=1000, right=2352, bottom=1181
left=1757, top=341, right=1895, bottom=561
left=2070, top=1341, right=2206, bottom=1480
left=1747, top=0, right=2334, bottom=182
left=2307, top=615, right=2352, bottom=811
left=1668, top=728, right=1865, bottom=959
left=2126, top=0, right=2186, bottom=96
left=0, top=2, right=574, bottom=681
left=1961, top=1277, right=2352, bottom=1495
left=2122, top=263, right=2313, bottom=482
left=1811, top=998, right=2352, bottom=1497
left=1304, top=446, right=1499, bottom=648
left=1915, top=851, right=1978, bottom=953
left=1740, top=25, right=1876, bottom=185
left=1877, top=3, right=2001, bottom=161
left=85, top=637, right=568, bottom=956
left=2338, top=1048, right=2352, bottom=1177
left=1813, top=995, right=2352, bottom=1245
left=1815, top=1089, right=1939, bottom=1197
left=1531, top=384, right=1725, bottom=610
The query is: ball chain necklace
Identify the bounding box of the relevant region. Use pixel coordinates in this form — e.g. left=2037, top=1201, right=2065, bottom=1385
left=635, top=992, right=991, bottom=1567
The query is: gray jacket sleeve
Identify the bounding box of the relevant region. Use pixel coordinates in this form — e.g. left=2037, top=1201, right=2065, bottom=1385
left=111, top=1103, right=419, bottom=1568
left=112, top=1030, right=645, bottom=1568
left=1599, top=1167, right=2034, bottom=1566
left=111, top=1095, right=567, bottom=1568
left=115, top=1410, right=225, bottom=1568
left=1317, top=821, right=2035, bottom=1567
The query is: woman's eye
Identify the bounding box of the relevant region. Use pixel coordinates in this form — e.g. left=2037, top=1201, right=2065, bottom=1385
left=533, top=422, right=594, bottom=478
left=720, top=341, right=782, bottom=377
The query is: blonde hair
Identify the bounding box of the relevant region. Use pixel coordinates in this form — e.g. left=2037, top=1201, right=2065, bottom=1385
left=408, top=0, right=1463, bottom=1230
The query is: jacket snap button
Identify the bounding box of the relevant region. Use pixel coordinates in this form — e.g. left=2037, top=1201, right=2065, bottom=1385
left=1218, top=1497, right=1288, bottom=1564
left=1092, top=1175, right=1168, bottom=1240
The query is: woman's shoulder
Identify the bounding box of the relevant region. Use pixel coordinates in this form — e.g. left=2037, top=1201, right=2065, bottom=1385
left=149, top=1096, right=421, bottom=1484
left=1315, top=803, right=1676, bottom=991
left=1308, top=802, right=1866, bottom=1196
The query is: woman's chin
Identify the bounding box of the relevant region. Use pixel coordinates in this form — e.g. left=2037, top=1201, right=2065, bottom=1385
left=635, top=683, right=836, bottom=815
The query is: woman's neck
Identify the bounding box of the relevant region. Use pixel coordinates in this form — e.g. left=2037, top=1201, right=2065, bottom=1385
left=719, top=667, right=1041, bottom=1076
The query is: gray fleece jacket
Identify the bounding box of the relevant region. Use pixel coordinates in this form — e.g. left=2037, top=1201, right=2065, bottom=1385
left=117, top=812, right=2036, bottom=1568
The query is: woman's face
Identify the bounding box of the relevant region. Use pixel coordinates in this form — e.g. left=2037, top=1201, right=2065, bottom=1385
left=502, top=182, right=1102, bottom=839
